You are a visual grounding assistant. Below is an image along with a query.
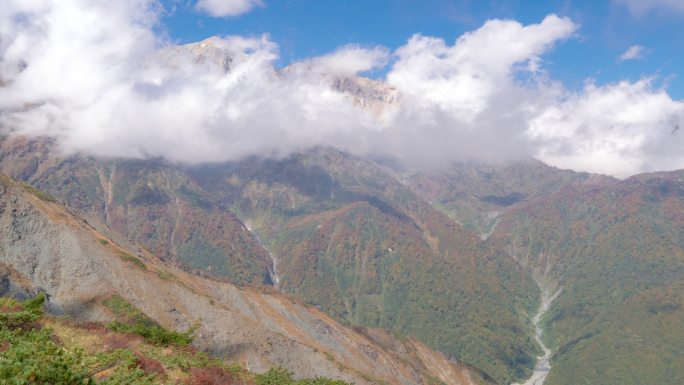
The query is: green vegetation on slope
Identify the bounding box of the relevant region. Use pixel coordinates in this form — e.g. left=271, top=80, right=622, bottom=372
left=0, top=294, right=96, bottom=384
left=0, top=294, right=351, bottom=385
left=545, top=282, right=684, bottom=385
left=19, top=181, right=58, bottom=203
left=103, top=295, right=197, bottom=346
left=491, top=173, right=684, bottom=385
left=272, top=202, right=539, bottom=384
left=3, top=153, right=273, bottom=286
left=190, top=150, right=540, bottom=384
left=0, top=141, right=547, bottom=383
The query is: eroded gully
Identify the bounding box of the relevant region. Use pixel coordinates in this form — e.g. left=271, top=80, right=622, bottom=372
left=514, top=286, right=561, bottom=385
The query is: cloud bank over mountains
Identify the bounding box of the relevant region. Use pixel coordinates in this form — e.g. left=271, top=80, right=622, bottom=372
left=0, top=0, right=683, bottom=177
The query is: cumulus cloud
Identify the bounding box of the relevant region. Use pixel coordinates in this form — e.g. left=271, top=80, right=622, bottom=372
left=619, top=44, right=647, bottom=61
left=380, top=15, right=576, bottom=165
left=291, top=45, right=390, bottom=76
left=196, top=0, right=263, bottom=17
left=615, top=0, right=684, bottom=15
left=0, top=1, right=683, bottom=177
left=529, top=79, right=684, bottom=176
left=387, top=15, right=575, bottom=120
left=0, top=0, right=381, bottom=162
left=0, top=0, right=159, bottom=139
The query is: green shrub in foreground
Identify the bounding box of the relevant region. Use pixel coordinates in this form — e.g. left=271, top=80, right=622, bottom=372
left=0, top=294, right=94, bottom=385
left=0, top=293, right=45, bottom=330
left=0, top=295, right=352, bottom=385
left=0, top=328, right=94, bottom=384
left=103, top=295, right=197, bottom=346
left=256, top=366, right=351, bottom=385
left=107, top=321, right=196, bottom=347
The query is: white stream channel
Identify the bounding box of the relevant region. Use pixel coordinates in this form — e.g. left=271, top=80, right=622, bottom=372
left=247, top=225, right=280, bottom=288
left=514, top=286, right=561, bottom=385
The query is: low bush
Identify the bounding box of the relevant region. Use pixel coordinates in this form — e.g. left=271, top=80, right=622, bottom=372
left=133, top=352, right=166, bottom=378
left=0, top=328, right=94, bottom=384
left=256, top=367, right=351, bottom=385
left=103, top=295, right=197, bottom=346
left=0, top=294, right=94, bottom=384
left=103, top=333, right=139, bottom=351
left=107, top=321, right=195, bottom=347
left=118, top=251, right=147, bottom=270
left=186, top=365, right=237, bottom=385
left=20, top=182, right=57, bottom=203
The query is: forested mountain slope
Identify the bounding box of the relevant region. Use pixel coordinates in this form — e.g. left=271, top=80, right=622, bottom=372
left=5, top=134, right=684, bottom=384
left=486, top=171, right=684, bottom=385
left=0, top=172, right=487, bottom=385
left=0, top=137, right=538, bottom=384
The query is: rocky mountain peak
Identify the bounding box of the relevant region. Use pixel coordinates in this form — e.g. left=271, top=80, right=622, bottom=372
left=331, top=75, right=399, bottom=113
left=162, top=36, right=233, bottom=73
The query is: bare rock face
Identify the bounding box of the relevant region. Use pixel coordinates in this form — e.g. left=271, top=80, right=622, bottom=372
left=160, top=36, right=234, bottom=73
left=0, top=173, right=484, bottom=385
left=331, top=76, right=399, bottom=114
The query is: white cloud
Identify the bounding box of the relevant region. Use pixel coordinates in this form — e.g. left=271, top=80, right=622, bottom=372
left=195, top=0, right=263, bottom=17
left=615, top=0, right=684, bottom=15
left=387, top=15, right=576, bottom=121
left=0, top=3, right=682, bottom=177
left=0, top=0, right=382, bottom=162
left=291, top=45, right=390, bottom=77
left=0, top=0, right=159, bottom=139
left=529, top=79, right=684, bottom=176
left=619, top=44, right=646, bottom=61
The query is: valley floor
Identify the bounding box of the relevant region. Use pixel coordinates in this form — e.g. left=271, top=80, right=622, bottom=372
left=514, top=286, right=560, bottom=385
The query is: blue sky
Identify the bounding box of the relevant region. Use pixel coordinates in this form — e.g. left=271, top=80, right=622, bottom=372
left=161, top=0, right=684, bottom=98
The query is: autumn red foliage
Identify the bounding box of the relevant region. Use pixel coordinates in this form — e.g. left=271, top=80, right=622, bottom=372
left=185, top=366, right=237, bottom=385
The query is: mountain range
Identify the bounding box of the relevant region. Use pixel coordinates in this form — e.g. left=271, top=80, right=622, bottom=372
left=2, top=131, right=684, bottom=385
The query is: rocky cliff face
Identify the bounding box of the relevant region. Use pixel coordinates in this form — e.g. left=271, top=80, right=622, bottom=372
left=330, top=76, right=399, bottom=115
left=0, top=173, right=487, bottom=385
left=161, top=36, right=234, bottom=73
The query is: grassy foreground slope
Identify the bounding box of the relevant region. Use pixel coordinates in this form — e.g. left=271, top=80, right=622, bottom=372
left=0, top=294, right=349, bottom=385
